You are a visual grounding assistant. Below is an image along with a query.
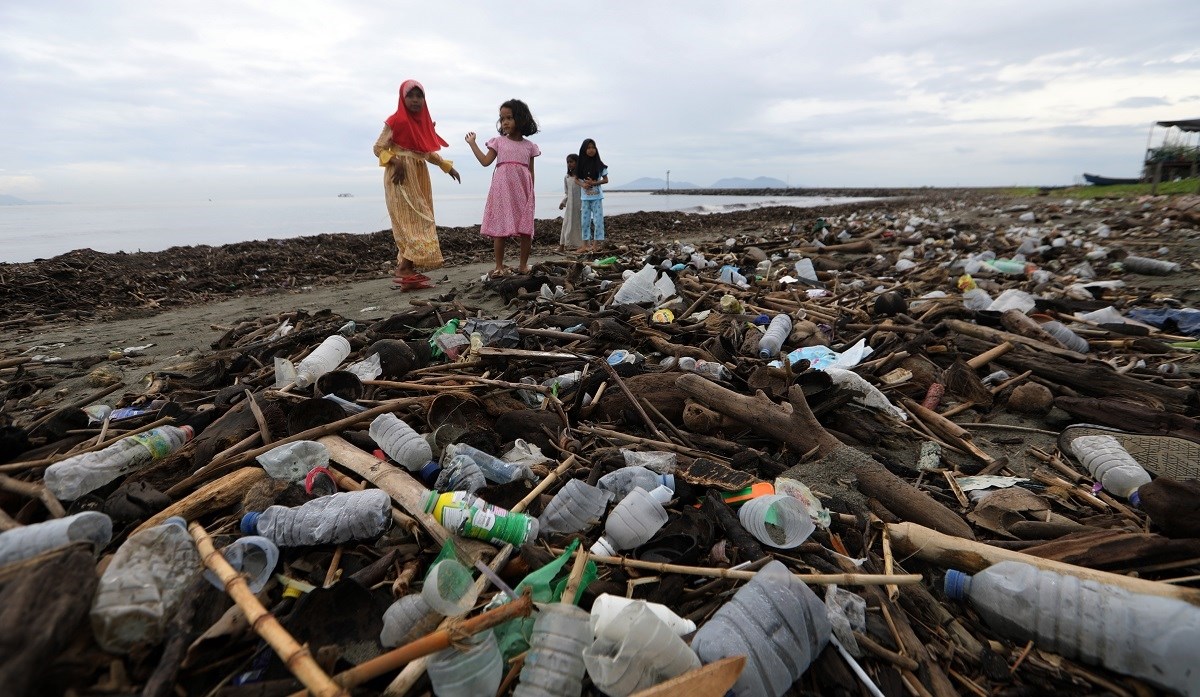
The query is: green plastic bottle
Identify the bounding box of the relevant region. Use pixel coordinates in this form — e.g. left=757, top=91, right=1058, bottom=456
left=425, top=490, right=539, bottom=546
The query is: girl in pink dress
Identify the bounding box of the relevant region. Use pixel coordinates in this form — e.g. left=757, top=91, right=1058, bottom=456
left=466, top=99, right=541, bottom=276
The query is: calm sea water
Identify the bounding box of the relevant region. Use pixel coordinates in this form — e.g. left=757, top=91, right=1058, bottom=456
left=0, top=191, right=871, bottom=264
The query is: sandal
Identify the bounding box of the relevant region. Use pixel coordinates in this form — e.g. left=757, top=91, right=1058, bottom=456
left=392, top=274, right=435, bottom=291
left=485, top=267, right=513, bottom=281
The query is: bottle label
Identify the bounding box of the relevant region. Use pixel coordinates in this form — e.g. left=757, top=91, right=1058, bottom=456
left=128, top=428, right=176, bottom=459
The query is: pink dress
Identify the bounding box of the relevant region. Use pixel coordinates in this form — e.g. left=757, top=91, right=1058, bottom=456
left=481, top=136, right=541, bottom=238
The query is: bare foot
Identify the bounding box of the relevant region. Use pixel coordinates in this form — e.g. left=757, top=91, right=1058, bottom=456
left=517, top=266, right=530, bottom=274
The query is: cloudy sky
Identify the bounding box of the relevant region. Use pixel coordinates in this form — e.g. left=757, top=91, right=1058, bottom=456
left=1, top=1, right=1198, bottom=204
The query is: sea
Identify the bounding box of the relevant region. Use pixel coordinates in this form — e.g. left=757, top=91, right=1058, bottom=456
left=0, top=191, right=873, bottom=264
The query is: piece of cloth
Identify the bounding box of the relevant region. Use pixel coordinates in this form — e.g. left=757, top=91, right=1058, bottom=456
left=1126, top=307, right=1200, bottom=337
left=383, top=80, right=448, bottom=154
left=581, top=198, right=605, bottom=241
left=580, top=165, right=608, bottom=202
left=560, top=174, right=582, bottom=247
left=374, top=127, right=448, bottom=270
left=481, top=136, right=541, bottom=239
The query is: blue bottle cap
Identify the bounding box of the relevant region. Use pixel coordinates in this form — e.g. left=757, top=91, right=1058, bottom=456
left=1129, top=490, right=1141, bottom=508
left=420, top=460, right=441, bottom=483
left=943, top=569, right=972, bottom=600
left=240, top=512, right=261, bottom=535
left=753, top=314, right=771, bottom=325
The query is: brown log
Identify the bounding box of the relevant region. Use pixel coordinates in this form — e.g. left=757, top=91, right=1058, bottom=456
left=854, top=466, right=975, bottom=540
left=133, top=466, right=267, bottom=534
left=889, top=521, right=1200, bottom=605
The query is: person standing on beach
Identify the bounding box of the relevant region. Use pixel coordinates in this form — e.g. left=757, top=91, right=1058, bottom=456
left=576, top=138, right=609, bottom=253
left=373, top=79, right=460, bottom=291
left=558, top=154, right=583, bottom=252
left=466, top=99, right=541, bottom=277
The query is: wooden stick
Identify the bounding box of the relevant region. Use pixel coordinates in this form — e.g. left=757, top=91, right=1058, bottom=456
left=577, top=425, right=716, bottom=461
left=966, top=341, right=1014, bottom=370
left=134, top=466, right=267, bottom=534
left=574, top=551, right=921, bottom=586
left=512, top=455, right=577, bottom=513
left=244, top=390, right=275, bottom=446
left=295, top=593, right=534, bottom=697
left=190, top=521, right=348, bottom=697
left=598, top=358, right=668, bottom=442
left=25, top=381, right=125, bottom=433
left=888, top=521, right=1200, bottom=605
left=0, top=474, right=66, bottom=518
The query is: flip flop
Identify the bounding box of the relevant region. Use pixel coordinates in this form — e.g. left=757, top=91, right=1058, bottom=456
left=392, top=275, right=435, bottom=291
left=1058, top=423, right=1200, bottom=480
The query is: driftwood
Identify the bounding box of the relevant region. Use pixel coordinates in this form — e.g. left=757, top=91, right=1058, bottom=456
left=1054, top=396, right=1200, bottom=442
left=1019, top=530, right=1200, bottom=571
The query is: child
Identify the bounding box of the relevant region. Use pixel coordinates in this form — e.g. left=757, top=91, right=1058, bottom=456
left=559, top=154, right=583, bottom=252
left=575, top=138, right=609, bottom=253
left=373, top=79, right=461, bottom=291
left=466, top=99, right=541, bottom=277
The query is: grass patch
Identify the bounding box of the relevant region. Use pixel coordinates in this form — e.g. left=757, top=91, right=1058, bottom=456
left=1003, top=179, right=1200, bottom=199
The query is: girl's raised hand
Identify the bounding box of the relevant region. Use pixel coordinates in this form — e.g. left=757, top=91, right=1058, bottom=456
left=465, top=132, right=477, bottom=145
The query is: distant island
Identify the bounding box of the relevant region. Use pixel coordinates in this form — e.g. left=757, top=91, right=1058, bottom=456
left=0, top=194, right=60, bottom=205
left=610, top=175, right=789, bottom=191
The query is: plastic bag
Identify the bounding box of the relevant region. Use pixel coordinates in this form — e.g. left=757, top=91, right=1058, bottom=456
left=613, top=265, right=659, bottom=305
left=825, top=585, right=866, bottom=656
left=621, top=450, right=677, bottom=474
left=463, top=319, right=521, bottom=347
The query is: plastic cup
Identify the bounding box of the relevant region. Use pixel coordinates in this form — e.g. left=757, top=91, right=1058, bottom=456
left=738, top=494, right=814, bottom=548
left=422, top=559, right=479, bottom=616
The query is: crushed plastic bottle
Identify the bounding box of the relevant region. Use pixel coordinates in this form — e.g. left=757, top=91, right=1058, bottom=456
left=0, top=511, right=113, bottom=566
left=946, top=560, right=1200, bottom=696
left=44, top=425, right=195, bottom=501
left=369, top=413, right=432, bottom=471
left=443, top=442, right=535, bottom=484
left=90, top=517, right=201, bottom=653
left=589, top=485, right=671, bottom=556
left=241, top=489, right=392, bottom=546
left=1065, top=434, right=1151, bottom=503
left=596, top=466, right=675, bottom=501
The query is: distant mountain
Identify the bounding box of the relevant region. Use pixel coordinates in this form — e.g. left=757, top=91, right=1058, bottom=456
left=708, top=176, right=789, bottom=189
left=0, top=194, right=60, bottom=205
left=610, top=177, right=703, bottom=191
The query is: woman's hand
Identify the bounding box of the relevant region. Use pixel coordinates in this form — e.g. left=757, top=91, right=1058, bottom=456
left=390, top=162, right=406, bottom=186
left=448, top=167, right=461, bottom=183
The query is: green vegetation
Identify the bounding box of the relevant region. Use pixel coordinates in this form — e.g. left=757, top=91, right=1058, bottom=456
left=1003, top=179, right=1200, bottom=199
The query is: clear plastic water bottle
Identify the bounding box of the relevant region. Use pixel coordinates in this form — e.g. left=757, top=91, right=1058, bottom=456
left=44, top=425, right=194, bottom=501
left=513, top=603, right=591, bottom=697
left=434, top=454, right=487, bottom=494
left=293, top=334, right=351, bottom=388
left=90, top=517, right=201, bottom=653
left=201, top=536, right=278, bottom=594
left=737, top=494, right=815, bottom=549
left=427, top=628, right=505, bottom=697
left=757, top=314, right=792, bottom=359
left=589, top=485, right=672, bottom=556
left=443, top=442, right=534, bottom=484
left=595, top=466, right=675, bottom=501
left=691, top=560, right=832, bottom=697
left=538, top=479, right=612, bottom=536
left=693, top=360, right=731, bottom=381
left=1039, top=320, right=1090, bottom=353
left=425, top=490, right=539, bottom=546
left=369, top=413, right=432, bottom=471
left=0, top=511, right=113, bottom=566
left=240, top=489, right=392, bottom=546
left=583, top=600, right=701, bottom=696
left=945, top=560, right=1200, bottom=696
left=380, top=593, right=440, bottom=648
left=1065, top=435, right=1151, bottom=503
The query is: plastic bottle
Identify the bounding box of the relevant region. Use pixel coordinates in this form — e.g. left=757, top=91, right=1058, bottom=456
left=1065, top=435, right=1151, bottom=503
left=0, top=511, right=113, bottom=566
left=422, top=558, right=480, bottom=616
left=596, top=466, right=675, bottom=501
left=583, top=600, right=701, bottom=696
left=513, top=603, right=591, bottom=697
left=434, top=454, right=487, bottom=494
left=90, top=517, right=202, bottom=653
left=369, top=413, right=432, bottom=471
left=427, top=629, right=505, bottom=697
left=293, top=334, right=351, bottom=388
left=986, top=259, right=1031, bottom=275
left=691, top=560, right=831, bottom=697
left=945, top=560, right=1200, bottom=696
left=443, top=442, right=534, bottom=484
left=201, top=536, right=279, bottom=594
left=425, top=490, right=539, bottom=547
left=1038, top=320, right=1090, bottom=353
left=682, top=359, right=730, bottom=381
left=380, top=593, right=441, bottom=648
left=255, top=440, right=329, bottom=484
left=1120, top=255, right=1181, bottom=275
left=757, top=314, right=792, bottom=359
left=589, top=485, right=672, bottom=556
left=538, top=479, right=612, bottom=536
left=590, top=593, right=696, bottom=636
left=44, top=425, right=195, bottom=501
left=962, top=287, right=993, bottom=311
left=241, top=489, right=392, bottom=547
left=737, top=494, right=815, bottom=549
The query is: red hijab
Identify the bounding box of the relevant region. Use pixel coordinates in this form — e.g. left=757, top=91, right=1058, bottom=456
left=384, top=79, right=449, bottom=153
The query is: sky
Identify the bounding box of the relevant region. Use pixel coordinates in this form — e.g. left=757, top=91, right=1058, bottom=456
left=1, top=1, right=1198, bottom=204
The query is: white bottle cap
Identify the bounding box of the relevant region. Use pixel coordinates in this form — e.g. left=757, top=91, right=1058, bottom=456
left=590, top=536, right=617, bottom=556
left=646, top=485, right=673, bottom=505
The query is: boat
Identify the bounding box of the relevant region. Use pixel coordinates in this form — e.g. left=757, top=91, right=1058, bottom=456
left=337, top=193, right=354, bottom=198
left=1082, top=173, right=1142, bottom=186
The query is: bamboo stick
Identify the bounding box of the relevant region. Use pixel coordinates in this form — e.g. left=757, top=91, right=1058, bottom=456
left=24, top=381, right=125, bottom=433
left=292, top=593, right=534, bottom=697
left=966, top=341, right=1014, bottom=370
left=572, top=551, right=921, bottom=586
left=190, top=521, right=348, bottom=697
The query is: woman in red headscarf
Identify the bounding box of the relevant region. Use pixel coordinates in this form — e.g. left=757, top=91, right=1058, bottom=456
left=373, top=80, right=460, bottom=290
